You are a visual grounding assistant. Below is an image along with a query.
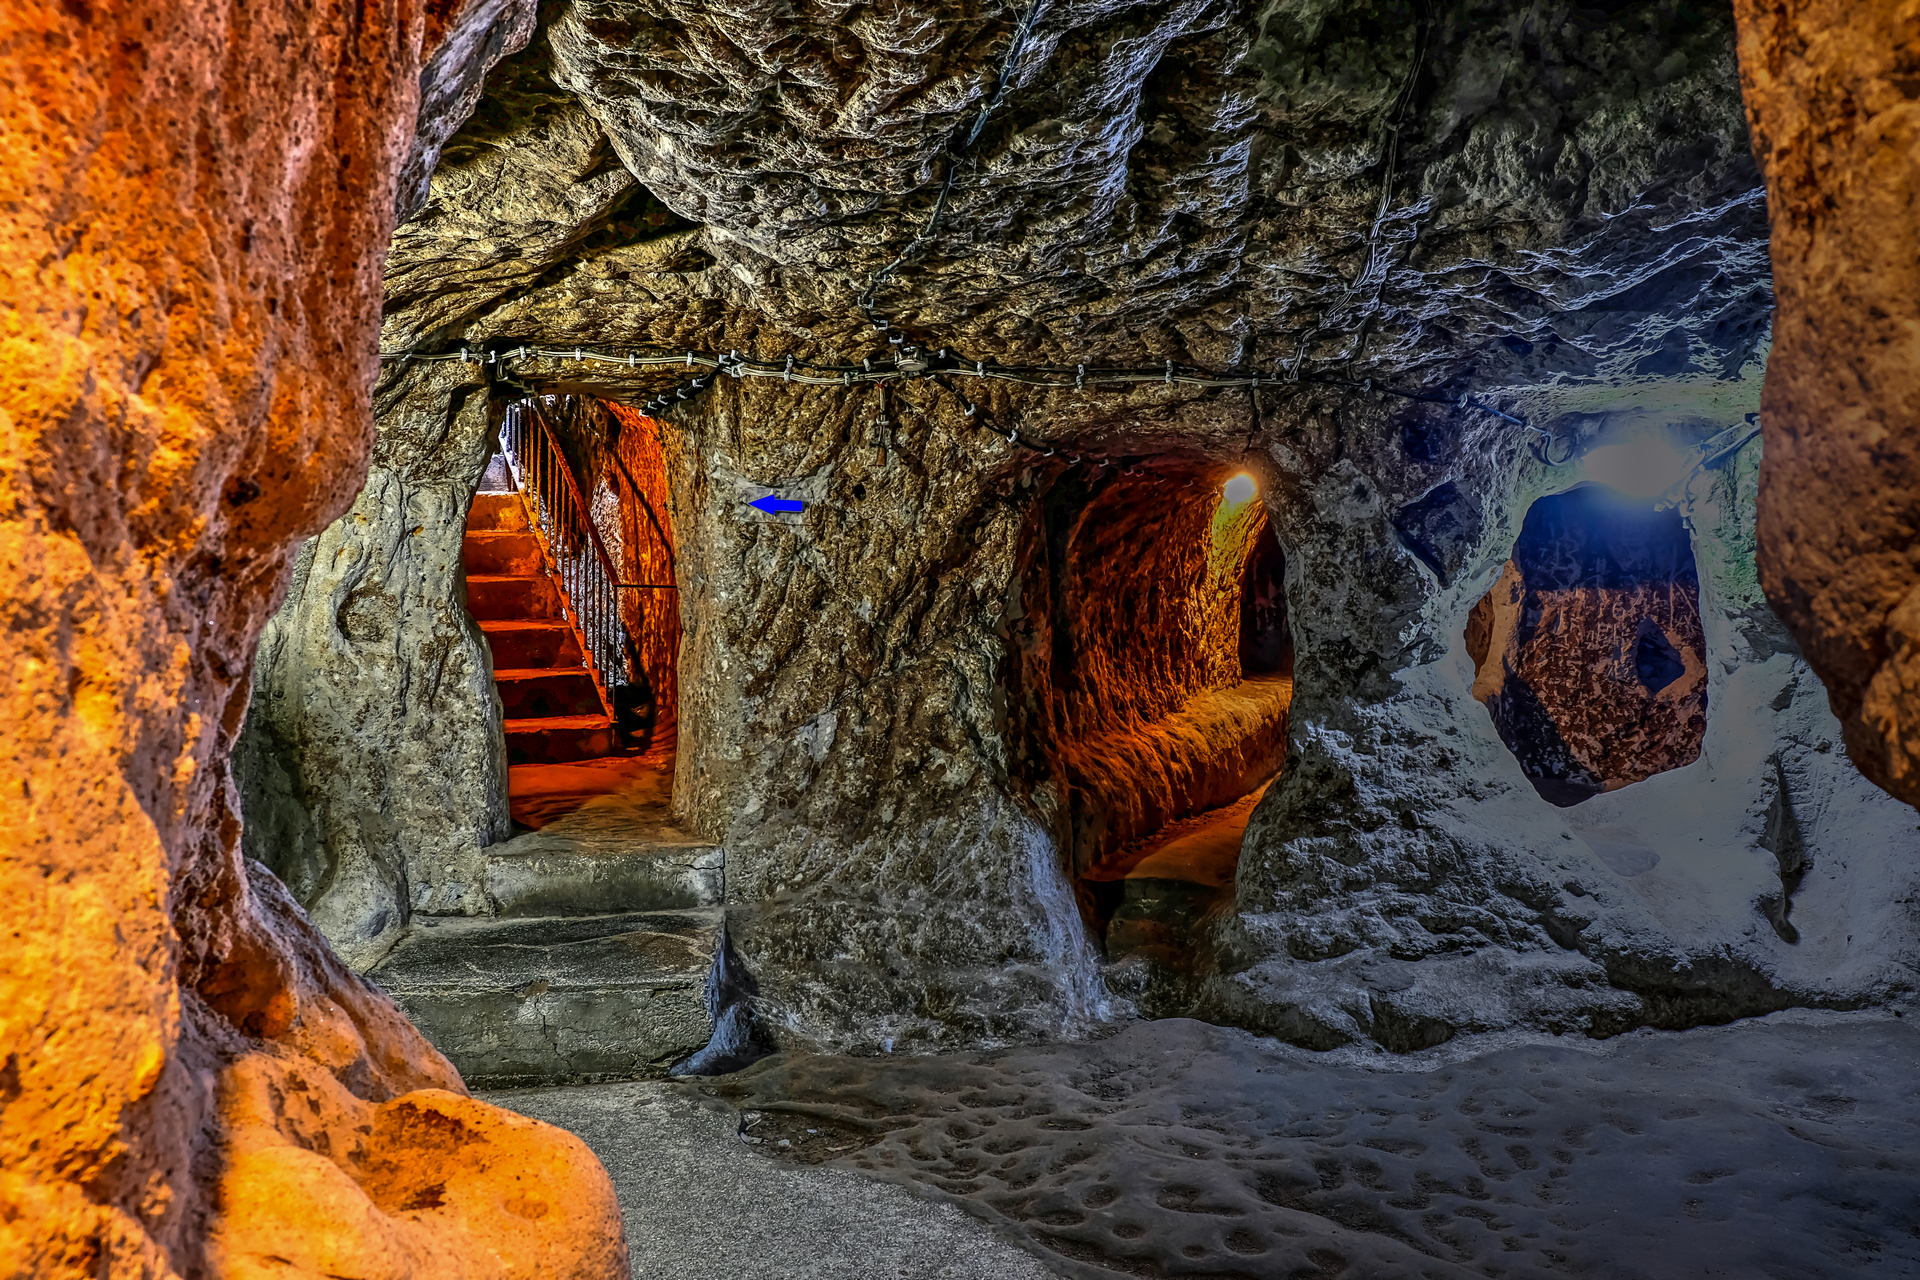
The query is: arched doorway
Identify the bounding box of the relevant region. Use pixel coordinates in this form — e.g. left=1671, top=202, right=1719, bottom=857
left=465, top=395, right=681, bottom=829
left=1006, top=459, right=1294, bottom=969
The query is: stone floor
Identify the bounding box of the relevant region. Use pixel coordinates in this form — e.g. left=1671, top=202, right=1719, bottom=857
left=494, top=1009, right=1920, bottom=1279
left=484, top=1079, right=1060, bottom=1279
left=507, top=744, right=676, bottom=830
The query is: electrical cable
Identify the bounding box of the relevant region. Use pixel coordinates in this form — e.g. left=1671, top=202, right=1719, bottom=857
left=382, top=341, right=1551, bottom=459
left=859, top=0, right=1049, bottom=316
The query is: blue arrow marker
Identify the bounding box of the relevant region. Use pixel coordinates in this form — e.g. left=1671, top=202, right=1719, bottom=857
left=749, top=494, right=805, bottom=514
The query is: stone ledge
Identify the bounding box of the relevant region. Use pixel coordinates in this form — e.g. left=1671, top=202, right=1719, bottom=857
left=371, top=910, right=720, bottom=1087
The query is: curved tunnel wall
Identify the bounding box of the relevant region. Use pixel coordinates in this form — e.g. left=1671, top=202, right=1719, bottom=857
left=1004, top=460, right=1294, bottom=922
left=604, top=400, right=684, bottom=747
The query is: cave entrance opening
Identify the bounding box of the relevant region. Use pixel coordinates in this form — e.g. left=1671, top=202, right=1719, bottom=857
left=1465, top=482, right=1707, bottom=808
left=1008, top=459, right=1294, bottom=971
left=468, top=395, right=681, bottom=830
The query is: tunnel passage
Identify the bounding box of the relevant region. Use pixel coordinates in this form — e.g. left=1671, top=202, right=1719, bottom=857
left=1466, top=484, right=1707, bottom=807
left=1005, top=460, right=1294, bottom=966
left=468, top=395, right=681, bottom=828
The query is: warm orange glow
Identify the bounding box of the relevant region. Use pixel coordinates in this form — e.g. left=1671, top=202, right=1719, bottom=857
left=1223, top=472, right=1258, bottom=505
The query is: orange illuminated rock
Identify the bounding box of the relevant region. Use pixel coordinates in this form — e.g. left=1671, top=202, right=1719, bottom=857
left=1467, top=487, right=1708, bottom=806
left=1006, top=465, right=1292, bottom=897
left=0, top=3, right=624, bottom=1277
left=1732, top=1, right=1920, bottom=807
left=606, top=402, right=684, bottom=749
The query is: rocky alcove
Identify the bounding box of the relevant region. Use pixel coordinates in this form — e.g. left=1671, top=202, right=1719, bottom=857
left=1004, top=459, right=1294, bottom=966
left=1467, top=481, right=1708, bottom=806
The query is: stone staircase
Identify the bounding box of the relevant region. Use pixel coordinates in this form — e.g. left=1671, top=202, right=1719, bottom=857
left=364, top=484, right=724, bottom=1089
left=463, top=491, right=615, bottom=765
left=370, top=768, right=726, bottom=1087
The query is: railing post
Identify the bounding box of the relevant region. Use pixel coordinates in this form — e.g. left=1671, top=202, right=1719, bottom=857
left=500, top=397, right=636, bottom=706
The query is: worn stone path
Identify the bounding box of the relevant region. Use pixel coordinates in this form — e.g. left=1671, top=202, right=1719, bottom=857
left=484, top=1079, right=1062, bottom=1279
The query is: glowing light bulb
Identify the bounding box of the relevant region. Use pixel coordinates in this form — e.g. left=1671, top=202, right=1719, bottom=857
left=1581, top=435, right=1690, bottom=500
left=1223, top=472, right=1258, bottom=505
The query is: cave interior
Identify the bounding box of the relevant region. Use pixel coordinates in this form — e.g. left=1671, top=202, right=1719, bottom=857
left=8, top=0, right=1920, bottom=1277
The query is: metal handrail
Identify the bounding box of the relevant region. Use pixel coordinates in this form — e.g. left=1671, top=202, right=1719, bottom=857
left=499, top=400, right=632, bottom=704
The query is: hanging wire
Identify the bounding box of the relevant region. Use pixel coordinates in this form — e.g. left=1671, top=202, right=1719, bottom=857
left=858, top=0, right=1050, bottom=318
left=382, top=341, right=1555, bottom=460
left=381, top=0, right=1572, bottom=471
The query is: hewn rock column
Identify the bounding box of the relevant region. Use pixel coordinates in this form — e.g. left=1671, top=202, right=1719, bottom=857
left=667, top=377, right=1108, bottom=1051
left=0, top=3, right=624, bottom=1275
left=1731, top=2, right=1920, bottom=808
left=238, top=359, right=510, bottom=969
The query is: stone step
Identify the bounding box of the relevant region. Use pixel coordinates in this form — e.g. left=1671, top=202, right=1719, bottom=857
left=477, top=619, right=584, bottom=669
left=483, top=796, right=722, bottom=918
left=496, top=668, right=604, bottom=720
left=467, top=492, right=531, bottom=533
left=463, top=529, right=545, bottom=576
left=369, top=909, right=719, bottom=1088
left=468, top=573, right=565, bottom=622
left=504, top=714, right=614, bottom=765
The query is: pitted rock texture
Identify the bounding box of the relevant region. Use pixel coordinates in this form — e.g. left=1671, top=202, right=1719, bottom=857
left=1007, top=463, right=1290, bottom=893
left=201, top=871, right=629, bottom=1280
left=537, top=0, right=1768, bottom=380
left=239, top=359, right=512, bottom=968
left=1466, top=485, right=1707, bottom=807
left=262, top=0, right=1920, bottom=1059
left=1732, top=1, right=1920, bottom=809
left=380, top=0, right=1776, bottom=398
left=0, top=2, right=625, bottom=1274
left=705, top=1014, right=1920, bottom=1280
left=1202, top=412, right=1920, bottom=1051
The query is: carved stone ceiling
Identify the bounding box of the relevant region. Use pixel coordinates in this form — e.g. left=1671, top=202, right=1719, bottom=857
left=386, top=0, right=1772, bottom=403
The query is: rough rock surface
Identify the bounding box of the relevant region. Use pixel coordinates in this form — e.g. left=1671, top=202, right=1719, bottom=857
left=1209, top=419, right=1920, bottom=1049
left=242, top=0, right=1920, bottom=1063
left=1732, top=1, right=1920, bottom=808
left=238, top=358, right=512, bottom=968
left=700, top=1012, right=1920, bottom=1279
left=606, top=402, right=684, bottom=744
left=488, top=1080, right=1060, bottom=1280
left=541, top=0, right=1768, bottom=375
left=370, top=909, right=719, bottom=1087
left=1466, top=485, right=1708, bottom=806
left=1006, top=466, right=1290, bottom=894
left=0, top=2, right=624, bottom=1274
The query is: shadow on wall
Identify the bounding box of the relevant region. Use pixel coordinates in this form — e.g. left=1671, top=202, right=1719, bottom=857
left=1467, top=483, right=1708, bottom=806
left=1003, top=458, right=1294, bottom=943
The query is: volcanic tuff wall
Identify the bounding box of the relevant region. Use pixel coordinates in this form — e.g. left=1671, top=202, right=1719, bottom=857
left=239, top=0, right=1920, bottom=1056
left=236, top=358, right=512, bottom=971
left=1731, top=1, right=1920, bottom=809
left=0, top=2, right=626, bottom=1276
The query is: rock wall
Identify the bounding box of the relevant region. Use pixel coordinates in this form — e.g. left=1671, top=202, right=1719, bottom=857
left=0, top=1, right=624, bottom=1275
left=1005, top=463, right=1290, bottom=890
left=606, top=402, right=684, bottom=744
left=1731, top=1, right=1920, bottom=809
left=238, top=359, right=512, bottom=969
left=1204, top=392, right=1920, bottom=1049
left=659, top=377, right=1115, bottom=1050
left=241, top=0, right=1920, bottom=1061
